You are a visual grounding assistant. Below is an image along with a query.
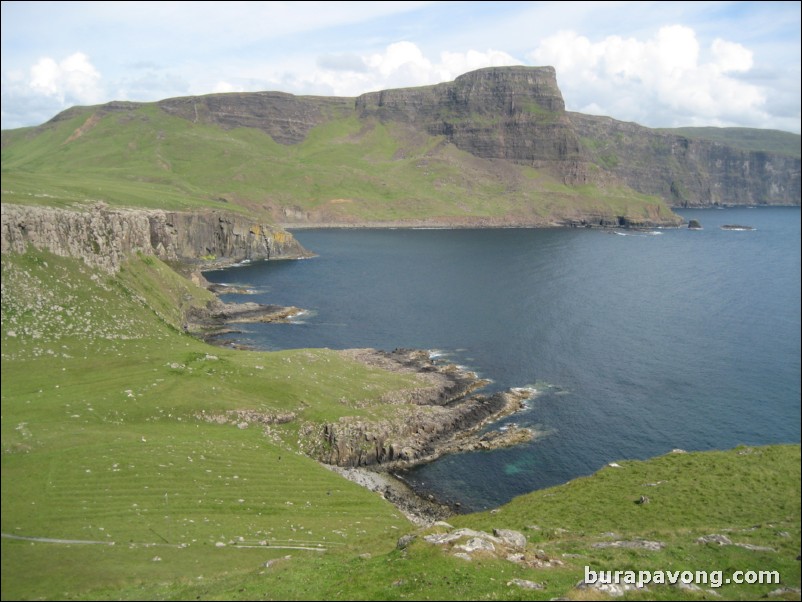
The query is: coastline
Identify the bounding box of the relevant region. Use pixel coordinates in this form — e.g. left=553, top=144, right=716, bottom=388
left=194, top=282, right=539, bottom=522
left=279, top=217, right=684, bottom=230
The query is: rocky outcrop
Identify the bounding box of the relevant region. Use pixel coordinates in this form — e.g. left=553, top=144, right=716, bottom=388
left=300, top=349, right=534, bottom=469
left=418, top=523, right=562, bottom=570
left=356, top=66, right=590, bottom=185
left=569, top=112, right=801, bottom=207
left=1, top=203, right=309, bottom=272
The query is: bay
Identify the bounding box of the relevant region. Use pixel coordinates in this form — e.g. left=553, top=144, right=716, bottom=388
left=204, top=207, right=801, bottom=511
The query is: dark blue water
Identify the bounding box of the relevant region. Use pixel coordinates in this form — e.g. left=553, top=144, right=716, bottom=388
left=204, top=207, right=801, bottom=510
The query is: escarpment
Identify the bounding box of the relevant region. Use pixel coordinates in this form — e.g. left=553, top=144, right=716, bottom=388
left=356, top=66, right=590, bottom=185
left=570, top=113, right=801, bottom=207
left=158, top=92, right=353, bottom=145
left=1, top=203, right=309, bottom=272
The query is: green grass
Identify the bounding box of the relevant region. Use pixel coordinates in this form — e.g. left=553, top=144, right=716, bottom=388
left=1, top=103, right=677, bottom=224
left=0, top=249, right=426, bottom=600
left=2, top=246, right=799, bottom=600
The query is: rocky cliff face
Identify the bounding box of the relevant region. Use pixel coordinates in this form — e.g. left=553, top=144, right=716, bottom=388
left=158, top=92, right=353, bottom=145
left=36, top=66, right=801, bottom=209
left=356, top=66, right=590, bottom=185
left=1, top=203, right=309, bottom=272
left=570, top=113, right=801, bottom=206
left=300, top=349, right=531, bottom=470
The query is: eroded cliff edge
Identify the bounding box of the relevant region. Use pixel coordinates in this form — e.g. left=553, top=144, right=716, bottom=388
left=300, top=349, right=537, bottom=471
left=1, top=203, right=310, bottom=272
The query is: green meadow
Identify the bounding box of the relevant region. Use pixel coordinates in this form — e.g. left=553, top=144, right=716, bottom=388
left=1, top=247, right=799, bottom=600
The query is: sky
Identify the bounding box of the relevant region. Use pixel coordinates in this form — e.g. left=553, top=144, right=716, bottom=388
left=1, top=1, right=800, bottom=133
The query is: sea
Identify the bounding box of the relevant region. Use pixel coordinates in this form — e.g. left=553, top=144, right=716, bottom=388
left=203, top=207, right=801, bottom=511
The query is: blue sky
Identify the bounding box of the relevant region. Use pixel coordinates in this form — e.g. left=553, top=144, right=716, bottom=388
left=2, top=1, right=800, bottom=133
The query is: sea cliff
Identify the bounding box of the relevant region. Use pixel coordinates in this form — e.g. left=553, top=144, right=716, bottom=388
left=1, top=203, right=310, bottom=272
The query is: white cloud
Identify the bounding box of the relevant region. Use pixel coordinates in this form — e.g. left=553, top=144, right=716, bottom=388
left=305, top=42, right=521, bottom=96
left=529, top=25, right=769, bottom=128
left=711, top=38, right=753, bottom=73
left=212, top=81, right=244, bottom=94
left=28, top=52, right=102, bottom=104
left=1, top=52, right=105, bottom=128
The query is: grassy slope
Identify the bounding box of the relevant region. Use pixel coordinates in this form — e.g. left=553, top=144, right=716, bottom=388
left=0, top=249, right=424, bottom=600
left=660, top=127, right=801, bottom=158
left=2, top=248, right=799, bottom=600
left=1, top=104, right=673, bottom=224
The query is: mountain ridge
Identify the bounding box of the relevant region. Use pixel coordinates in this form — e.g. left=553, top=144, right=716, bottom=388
left=3, top=66, right=799, bottom=227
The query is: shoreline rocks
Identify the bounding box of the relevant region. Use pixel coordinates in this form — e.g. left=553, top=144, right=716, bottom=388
left=300, top=348, right=536, bottom=470
left=720, top=224, right=756, bottom=230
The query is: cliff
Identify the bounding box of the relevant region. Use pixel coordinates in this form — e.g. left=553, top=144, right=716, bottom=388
left=355, top=66, right=590, bottom=185
left=4, top=66, right=798, bottom=228
left=300, top=349, right=533, bottom=470
left=570, top=113, right=802, bottom=206
left=0, top=203, right=309, bottom=272
left=158, top=92, right=353, bottom=145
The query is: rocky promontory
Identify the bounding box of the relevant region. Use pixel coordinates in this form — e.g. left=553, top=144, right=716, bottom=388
left=300, top=348, right=537, bottom=470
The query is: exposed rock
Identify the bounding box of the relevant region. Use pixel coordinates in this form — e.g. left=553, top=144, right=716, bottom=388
left=424, top=532, right=463, bottom=545
left=493, top=528, right=527, bottom=550
left=734, top=543, right=775, bottom=552
left=452, top=552, right=472, bottom=562
left=301, top=349, right=534, bottom=469
left=673, top=582, right=703, bottom=592
left=1, top=203, right=309, bottom=273
left=507, top=578, right=544, bottom=590
left=396, top=534, right=417, bottom=550
left=688, top=219, right=703, bottom=229
left=696, top=534, right=733, bottom=546
left=767, top=587, right=802, bottom=597
left=591, top=540, right=665, bottom=551
left=454, top=537, right=495, bottom=554
left=357, top=66, right=590, bottom=186
left=635, top=495, right=650, bottom=505
left=328, top=466, right=452, bottom=525
left=721, top=224, right=756, bottom=231
left=576, top=579, right=645, bottom=598
left=569, top=111, right=800, bottom=207
left=197, top=409, right=296, bottom=427
left=158, top=92, right=352, bottom=145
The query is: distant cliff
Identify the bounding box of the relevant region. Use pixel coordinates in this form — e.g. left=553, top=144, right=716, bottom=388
left=6, top=66, right=799, bottom=229
left=158, top=92, right=353, bottom=144
left=570, top=113, right=801, bottom=206
left=0, top=204, right=309, bottom=272
left=151, top=66, right=798, bottom=206
left=356, top=66, right=589, bottom=185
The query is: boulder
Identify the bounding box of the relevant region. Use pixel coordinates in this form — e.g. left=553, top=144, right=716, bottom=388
left=493, top=528, right=527, bottom=550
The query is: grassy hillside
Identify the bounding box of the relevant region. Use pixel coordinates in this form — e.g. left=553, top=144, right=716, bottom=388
left=2, top=247, right=799, bottom=600
left=1, top=103, right=674, bottom=225
left=661, top=127, right=801, bottom=158
left=0, top=249, right=424, bottom=599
